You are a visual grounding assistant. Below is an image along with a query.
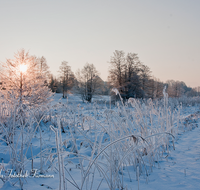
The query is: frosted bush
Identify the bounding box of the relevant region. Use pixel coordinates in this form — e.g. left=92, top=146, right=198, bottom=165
left=2, top=90, right=199, bottom=190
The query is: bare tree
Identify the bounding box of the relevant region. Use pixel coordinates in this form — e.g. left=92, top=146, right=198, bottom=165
left=138, top=64, right=151, bottom=98
left=58, top=61, right=75, bottom=98
left=108, top=50, right=152, bottom=99
left=147, top=77, right=163, bottom=99
left=123, top=53, right=143, bottom=98
left=108, top=50, right=125, bottom=88
left=37, top=56, right=51, bottom=85
left=0, top=49, right=52, bottom=107
left=75, top=63, right=101, bottom=102
left=49, top=74, right=60, bottom=93
left=166, top=80, right=185, bottom=98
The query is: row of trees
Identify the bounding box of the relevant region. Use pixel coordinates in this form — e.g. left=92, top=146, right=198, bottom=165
left=49, top=62, right=105, bottom=102
left=108, top=50, right=199, bottom=100
left=51, top=50, right=164, bottom=101
left=108, top=50, right=152, bottom=99
left=0, top=49, right=199, bottom=105
left=50, top=50, right=198, bottom=101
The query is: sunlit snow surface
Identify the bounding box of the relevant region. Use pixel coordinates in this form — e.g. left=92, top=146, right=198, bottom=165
left=0, top=94, right=200, bottom=190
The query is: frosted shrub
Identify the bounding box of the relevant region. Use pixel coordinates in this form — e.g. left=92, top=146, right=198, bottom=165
left=0, top=97, right=53, bottom=189
left=46, top=88, right=179, bottom=189
left=84, top=87, right=180, bottom=189
left=1, top=88, right=194, bottom=190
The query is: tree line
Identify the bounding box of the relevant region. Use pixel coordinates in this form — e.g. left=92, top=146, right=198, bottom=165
left=108, top=50, right=195, bottom=100
left=0, top=49, right=199, bottom=104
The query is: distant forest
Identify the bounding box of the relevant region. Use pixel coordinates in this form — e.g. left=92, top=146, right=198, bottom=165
left=49, top=50, right=199, bottom=100
left=1, top=50, right=198, bottom=103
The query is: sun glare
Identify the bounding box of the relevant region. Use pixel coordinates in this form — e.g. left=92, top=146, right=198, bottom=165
left=19, top=64, right=27, bottom=73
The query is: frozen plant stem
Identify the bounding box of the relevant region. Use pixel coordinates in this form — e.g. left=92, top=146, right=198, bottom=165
left=137, top=166, right=140, bottom=190
left=50, top=125, right=62, bottom=190
left=110, top=143, right=113, bottom=190
left=81, top=134, right=143, bottom=190
left=39, top=127, right=43, bottom=174
left=58, top=118, right=66, bottom=190
left=30, top=143, right=33, bottom=170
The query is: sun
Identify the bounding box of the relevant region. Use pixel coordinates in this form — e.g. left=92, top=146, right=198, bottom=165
left=19, top=64, right=27, bottom=73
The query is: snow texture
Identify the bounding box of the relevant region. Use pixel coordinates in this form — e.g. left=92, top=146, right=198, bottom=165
left=0, top=94, right=200, bottom=190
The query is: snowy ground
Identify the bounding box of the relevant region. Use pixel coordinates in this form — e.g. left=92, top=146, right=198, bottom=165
left=0, top=93, right=200, bottom=190
left=130, top=118, right=200, bottom=190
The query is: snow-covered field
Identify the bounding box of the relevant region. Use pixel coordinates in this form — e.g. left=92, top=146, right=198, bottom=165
left=0, top=93, right=200, bottom=190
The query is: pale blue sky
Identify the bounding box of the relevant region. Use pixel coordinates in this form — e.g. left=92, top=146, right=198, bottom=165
left=0, top=0, right=199, bottom=87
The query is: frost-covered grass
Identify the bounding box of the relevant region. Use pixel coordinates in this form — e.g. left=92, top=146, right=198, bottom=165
left=0, top=92, right=199, bottom=190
